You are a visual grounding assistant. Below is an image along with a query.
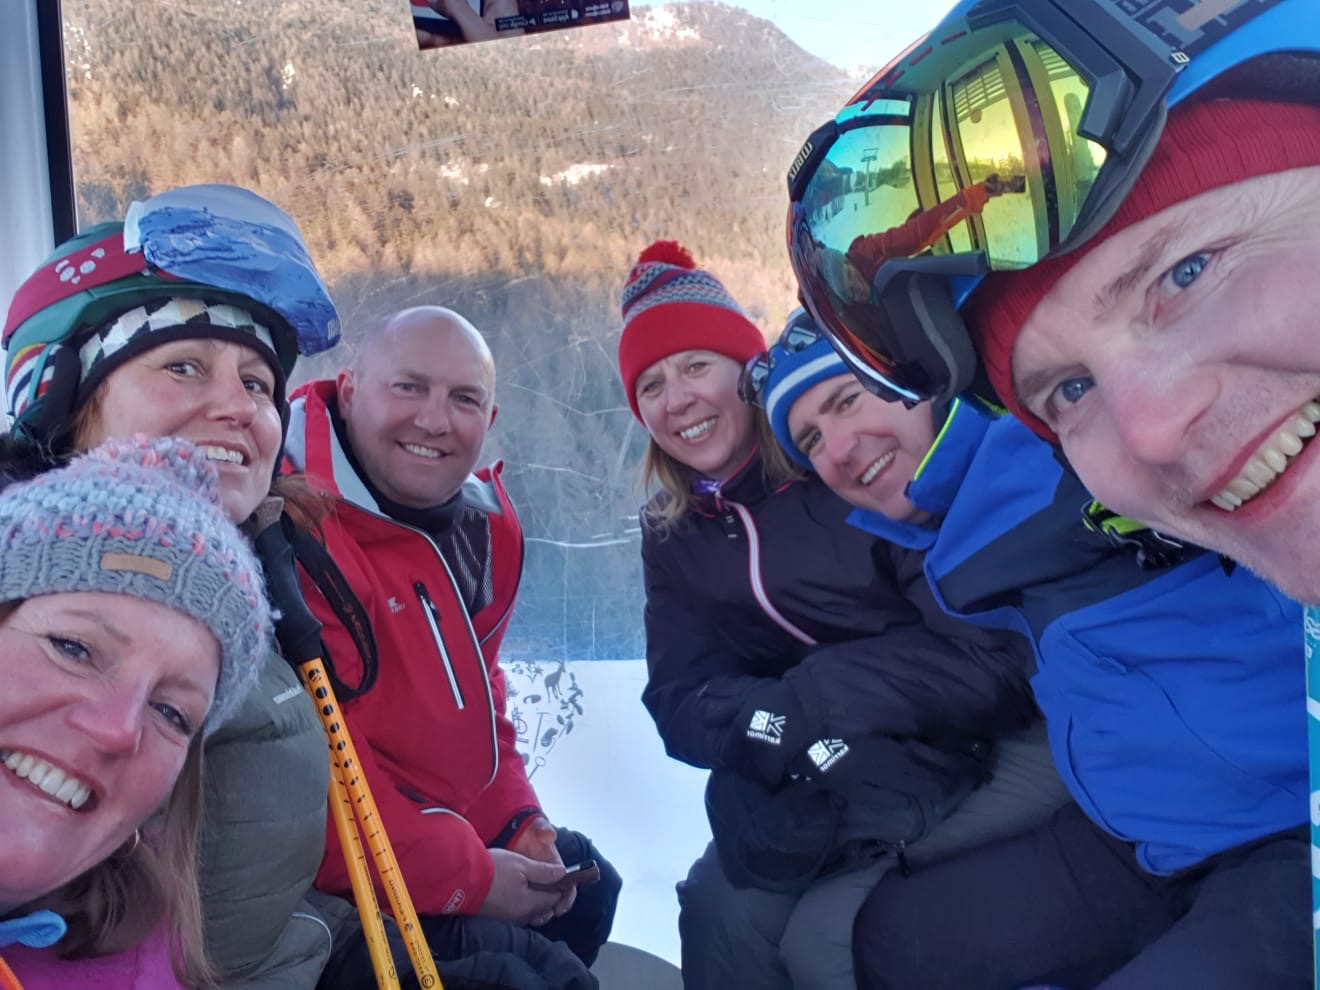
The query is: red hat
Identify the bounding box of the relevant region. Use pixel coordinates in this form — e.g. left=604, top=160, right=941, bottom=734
left=968, top=97, right=1320, bottom=439
left=618, top=240, right=767, bottom=421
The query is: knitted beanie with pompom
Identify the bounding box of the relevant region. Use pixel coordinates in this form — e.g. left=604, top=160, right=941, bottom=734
left=618, top=240, right=766, bottom=420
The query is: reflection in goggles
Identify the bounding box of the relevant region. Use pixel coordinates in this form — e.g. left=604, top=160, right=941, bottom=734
left=796, top=33, right=1106, bottom=278
left=788, top=25, right=1108, bottom=402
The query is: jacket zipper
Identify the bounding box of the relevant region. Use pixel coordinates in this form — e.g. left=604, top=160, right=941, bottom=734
left=311, top=418, right=500, bottom=786
left=416, top=581, right=466, bottom=710
left=726, top=500, right=817, bottom=646
left=397, top=517, right=498, bottom=789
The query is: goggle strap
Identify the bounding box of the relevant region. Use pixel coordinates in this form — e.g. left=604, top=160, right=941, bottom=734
left=913, top=294, right=976, bottom=405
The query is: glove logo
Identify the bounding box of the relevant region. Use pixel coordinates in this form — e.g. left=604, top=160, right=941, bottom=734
left=807, top=738, right=849, bottom=773
left=747, top=709, right=786, bottom=744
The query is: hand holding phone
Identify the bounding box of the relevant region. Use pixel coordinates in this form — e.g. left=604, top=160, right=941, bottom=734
left=528, top=859, right=600, bottom=893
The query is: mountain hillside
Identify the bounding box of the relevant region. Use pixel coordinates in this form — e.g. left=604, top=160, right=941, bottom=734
left=61, top=0, right=857, bottom=659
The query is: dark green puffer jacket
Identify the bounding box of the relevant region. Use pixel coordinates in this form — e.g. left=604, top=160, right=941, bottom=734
left=200, top=644, right=355, bottom=988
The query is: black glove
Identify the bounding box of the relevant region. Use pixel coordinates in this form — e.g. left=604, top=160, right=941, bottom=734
left=728, top=681, right=811, bottom=786
left=788, top=733, right=989, bottom=805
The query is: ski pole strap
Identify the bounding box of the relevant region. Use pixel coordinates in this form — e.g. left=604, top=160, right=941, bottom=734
left=291, top=526, right=379, bottom=700
left=253, top=512, right=379, bottom=701
left=253, top=512, right=324, bottom=665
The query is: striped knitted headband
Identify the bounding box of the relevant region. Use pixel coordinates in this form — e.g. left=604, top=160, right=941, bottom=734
left=6, top=296, right=282, bottom=429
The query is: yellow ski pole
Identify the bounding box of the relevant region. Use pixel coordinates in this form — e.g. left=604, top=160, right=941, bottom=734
left=256, top=515, right=443, bottom=990
left=325, top=745, right=400, bottom=990
left=301, top=660, right=444, bottom=989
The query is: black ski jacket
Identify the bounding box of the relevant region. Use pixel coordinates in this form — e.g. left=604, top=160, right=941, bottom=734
left=639, top=450, right=1037, bottom=780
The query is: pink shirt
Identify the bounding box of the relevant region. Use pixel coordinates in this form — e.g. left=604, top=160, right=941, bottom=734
left=3, top=923, right=183, bottom=990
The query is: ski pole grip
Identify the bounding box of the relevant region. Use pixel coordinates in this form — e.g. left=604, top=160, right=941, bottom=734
left=253, top=513, right=325, bottom=666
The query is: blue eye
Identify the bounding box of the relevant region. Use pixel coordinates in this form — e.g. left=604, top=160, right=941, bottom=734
left=49, top=635, right=91, bottom=662
left=152, top=701, right=194, bottom=736
left=1167, top=253, right=1208, bottom=289
left=1055, top=376, right=1094, bottom=405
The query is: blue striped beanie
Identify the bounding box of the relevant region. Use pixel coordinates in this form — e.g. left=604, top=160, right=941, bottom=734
left=618, top=240, right=765, bottom=420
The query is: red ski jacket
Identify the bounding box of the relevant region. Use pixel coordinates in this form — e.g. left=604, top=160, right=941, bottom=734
left=286, top=379, right=535, bottom=916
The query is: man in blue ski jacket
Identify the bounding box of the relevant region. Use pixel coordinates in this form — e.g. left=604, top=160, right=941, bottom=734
left=744, top=312, right=1309, bottom=987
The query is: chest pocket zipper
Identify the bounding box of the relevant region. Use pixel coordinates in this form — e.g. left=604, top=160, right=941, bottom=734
left=415, top=581, right=466, bottom=709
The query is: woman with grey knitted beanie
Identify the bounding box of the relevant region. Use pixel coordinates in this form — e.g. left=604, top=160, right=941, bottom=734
left=0, top=435, right=271, bottom=989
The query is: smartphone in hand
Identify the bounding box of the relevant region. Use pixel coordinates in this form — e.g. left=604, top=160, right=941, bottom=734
left=528, top=859, right=600, bottom=893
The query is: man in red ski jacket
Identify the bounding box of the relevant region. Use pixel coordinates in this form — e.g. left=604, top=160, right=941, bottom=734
left=284, top=305, right=619, bottom=974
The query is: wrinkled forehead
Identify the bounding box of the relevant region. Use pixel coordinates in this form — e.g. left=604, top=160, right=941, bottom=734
left=367, top=316, right=495, bottom=392
left=1010, top=178, right=1270, bottom=382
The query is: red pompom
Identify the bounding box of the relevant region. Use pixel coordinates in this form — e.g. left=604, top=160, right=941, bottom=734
left=636, top=240, right=696, bottom=269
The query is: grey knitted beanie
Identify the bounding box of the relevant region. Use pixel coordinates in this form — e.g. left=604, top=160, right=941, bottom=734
left=0, top=435, right=272, bottom=734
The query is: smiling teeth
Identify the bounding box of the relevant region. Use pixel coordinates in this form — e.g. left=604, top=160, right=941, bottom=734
left=1, top=749, right=92, bottom=810
left=1209, top=401, right=1320, bottom=512
left=402, top=442, right=442, bottom=459
left=860, top=451, right=896, bottom=485
left=199, top=445, right=244, bottom=465
left=680, top=419, right=715, bottom=441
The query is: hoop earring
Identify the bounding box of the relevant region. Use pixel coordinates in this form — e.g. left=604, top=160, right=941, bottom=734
left=117, top=829, right=142, bottom=858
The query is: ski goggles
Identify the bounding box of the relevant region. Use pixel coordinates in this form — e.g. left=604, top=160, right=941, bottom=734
left=5, top=184, right=340, bottom=359
left=787, top=0, right=1283, bottom=405
left=737, top=311, right=826, bottom=407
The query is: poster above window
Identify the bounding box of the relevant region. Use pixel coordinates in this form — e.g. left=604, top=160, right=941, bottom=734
left=411, top=0, right=630, bottom=50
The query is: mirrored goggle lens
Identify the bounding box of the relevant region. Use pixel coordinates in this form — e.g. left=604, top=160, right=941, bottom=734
left=789, top=20, right=1108, bottom=399
left=124, top=184, right=341, bottom=356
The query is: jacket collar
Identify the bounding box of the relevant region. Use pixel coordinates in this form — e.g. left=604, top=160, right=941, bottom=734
left=905, top=398, right=993, bottom=519
left=690, top=444, right=783, bottom=510
left=285, top=379, right=370, bottom=506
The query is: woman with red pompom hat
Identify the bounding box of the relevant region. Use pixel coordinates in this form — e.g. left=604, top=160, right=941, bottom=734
left=616, top=242, right=1044, bottom=988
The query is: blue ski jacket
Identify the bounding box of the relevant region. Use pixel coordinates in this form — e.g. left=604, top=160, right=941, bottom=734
left=850, top=400, right=1307, bottom=874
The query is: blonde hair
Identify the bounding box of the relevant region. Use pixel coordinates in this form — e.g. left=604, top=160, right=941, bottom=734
left=641, top=409, right=799, bottom=536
